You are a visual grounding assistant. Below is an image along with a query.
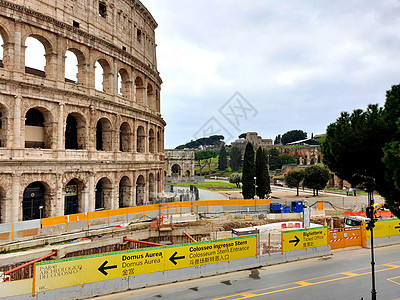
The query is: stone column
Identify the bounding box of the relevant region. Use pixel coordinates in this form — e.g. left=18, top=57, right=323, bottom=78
left=13, top=22, right=25, bottom=73
left=87, top=174, right=95, bottom=212
left=11, top=173, right=21, bottom=222
left=55, top=174, right=63, bottom=217
left=13, top=94, right=22, bottom=148
left=132, top=172, right=136, bottom=206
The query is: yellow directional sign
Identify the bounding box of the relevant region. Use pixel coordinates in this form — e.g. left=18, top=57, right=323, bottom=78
left=34, top=235, right=257, bottom=293
left=282, top=227, right=327, bottom=252
left=164, top=236, right=257, bottom=270
left=366, top=218, right=400, bottom=239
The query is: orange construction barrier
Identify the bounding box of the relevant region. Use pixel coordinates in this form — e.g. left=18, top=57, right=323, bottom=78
left=329, top=226, right=362, bottom=250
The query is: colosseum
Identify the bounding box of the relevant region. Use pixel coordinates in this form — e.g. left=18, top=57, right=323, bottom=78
left=0, top=0, right=165, bottom=223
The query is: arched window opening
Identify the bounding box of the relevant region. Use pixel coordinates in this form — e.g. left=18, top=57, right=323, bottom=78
left=120, top=122, right=131, bottom=152
left=25, top=36, right=46, bottom=77
left=95, top=61, right=104, bottom=91
left=118, top=69, right=130, bottom=98
left=65, top=114, right=78, bottom=149
left=23, top=182, right=49, bottom=220
left=25, top=108, right=51, bottom=148
left=65, top=113, right=86, bottom=150
left=136, top=175, right=145, bottom=206
left=171, top=164, right=181, bottom=177
left=119, top=176, right=131, bottom=208
left=147, top=84, right=155, bottom=110
left=185, top=170, right=191, bottom=177
left=149, top=173, right=155, bottom=203
left=0, top=34, right=3, bottom=68
left=136, top=126, right=145, bottom=153
left=95, top=178, right=112, bottom=210
left=135, top=76, right=144, bottom=105
left=117, top=73, right=122, bottom=96
left=95, top=59, right=111, bottom=93
left=149, top=128, right=155, bottom=153
left=65, top=50, right=78, bottom=83
left=156, top=89, right=161, bottom=112
left=64, top=179, right=81, bottom=215
left=96, top=118, right=112, bottom=151
left=157, top=130, right=162, bottom=153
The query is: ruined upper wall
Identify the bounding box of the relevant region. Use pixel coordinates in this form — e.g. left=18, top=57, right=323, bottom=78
left=4, top=0, right=158, bottom=71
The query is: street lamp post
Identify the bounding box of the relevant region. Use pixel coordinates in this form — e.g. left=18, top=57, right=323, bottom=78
left=366, top=190, right=377, bottom=300
left=254, top=176, right=257, bottom=213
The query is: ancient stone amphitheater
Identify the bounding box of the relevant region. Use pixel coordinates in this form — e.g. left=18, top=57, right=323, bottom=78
left=0, top=0, right=165, bottom=223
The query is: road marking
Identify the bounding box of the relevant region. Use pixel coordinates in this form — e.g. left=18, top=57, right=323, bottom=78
left=212, top=260, right=400, bottom=299
left=388, top=275, right=400, bottom=287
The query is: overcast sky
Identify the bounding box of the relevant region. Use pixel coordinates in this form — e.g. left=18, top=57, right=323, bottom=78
left=140, top=0, right=400, bottom=149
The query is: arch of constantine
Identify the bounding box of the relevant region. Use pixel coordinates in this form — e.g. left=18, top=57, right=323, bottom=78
left=0, top=0, right=165, bottom=223
left=165, top=150, right=195, bottom=179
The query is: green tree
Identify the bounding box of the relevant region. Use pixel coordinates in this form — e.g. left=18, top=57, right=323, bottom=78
left=255, top=147, right=271, bottom=199
left=285, top=168, right=305, bottom=196
left=229, top=173, right=242, bottom=188
left=267, top=148, right=281, bottom=170
left=303, top=165, right=330, bottom=196
left=230, top=146, right=242, bottom=171
left=242, top=143, right=255, bottom=199
left=195, top=150, right=214, bottom=176
left=281, top=130, right=307, bottom=145
left=279, top=154, right=296, bottom=165
left=238, top=133, right=247, bottom=139
left=218, top=143, right=228, bottom=171
left=176, top=135, right=224, bottom=149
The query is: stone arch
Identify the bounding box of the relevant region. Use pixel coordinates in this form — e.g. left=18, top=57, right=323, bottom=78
left=96, top=117, right=113, bottom=151
left=171, top=164, right=182, bottom=177
left=65, top=113, right=86, bottom=150
left=185, top=170, right=191, bottom=177
left=118, top=176, right=131, bottom=208
left=0, top=103, right=8, bottom=147
left=95, top=58, right=112, bottom=93
left=117, top=68, right=131, bottom=97
left=22, top=181, right=51, bottom=220
left=64, top=178, right=84, bottom=215
left=119, top=122, right=131, bottom=152
left=136, top=174, right=145, bottom=206
left=136, top=125, right=145, bottom=153
left=95, top=177, right=112, bottom=210
left=147, top=83, right=155, bottom=110
left=24, top=34, right=54, bottom=77
left=149, top=128, right=155, bottom=153
left=24, top=107, right=54, bottom=149
left=149, top=173, right=155, bottom=202
left=64, top=50, right=78, bottom=83
left=134, top=76, right=144, bottom=105
left=0, top=31, right=4, bottom=68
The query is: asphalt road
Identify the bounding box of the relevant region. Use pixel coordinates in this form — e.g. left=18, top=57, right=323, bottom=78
left=93, top=245, right=400, bottom=300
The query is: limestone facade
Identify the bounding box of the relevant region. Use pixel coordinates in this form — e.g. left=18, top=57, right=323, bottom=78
left=0, top=0, right=165, bottom=223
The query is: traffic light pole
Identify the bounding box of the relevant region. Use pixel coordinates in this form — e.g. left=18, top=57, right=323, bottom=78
left=367, top=191, right=377, bottom=300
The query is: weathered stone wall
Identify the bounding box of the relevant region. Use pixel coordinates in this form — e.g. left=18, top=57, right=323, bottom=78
left=0, top=0, right=165, bottom=222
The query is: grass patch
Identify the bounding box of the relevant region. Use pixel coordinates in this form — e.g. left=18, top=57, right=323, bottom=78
left=165, top=182, right=241, bottom=191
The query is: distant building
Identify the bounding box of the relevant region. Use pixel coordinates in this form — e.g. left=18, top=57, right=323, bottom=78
left=165, top=150, right=195, bottom=178
left=231, top=132, right=273, bottom=152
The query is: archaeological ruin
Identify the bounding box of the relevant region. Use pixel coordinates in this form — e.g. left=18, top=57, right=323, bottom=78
left=0, top=0, right=165, bottom=223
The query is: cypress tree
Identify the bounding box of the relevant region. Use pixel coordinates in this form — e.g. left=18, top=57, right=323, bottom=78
left=230, top=146, right=242, bottom=171
left=256, top=147, right=270, bottom=198
left=218, top=143, right=228, bottom=171
left=242, top=142, right=255, bottom=199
